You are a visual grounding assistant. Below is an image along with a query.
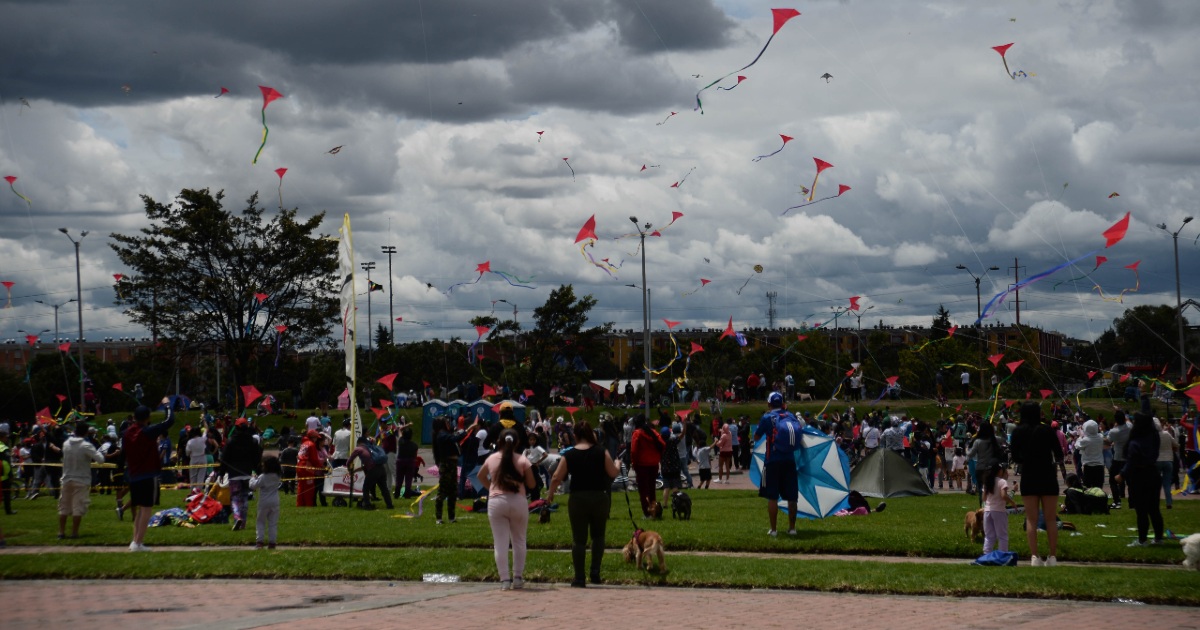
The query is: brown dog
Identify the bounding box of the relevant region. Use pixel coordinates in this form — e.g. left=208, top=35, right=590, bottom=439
left=964, top=508, right=984, bottom=542
left=623, top=529, right=666, bottom=573
left=648, top=501, right=663, bottom=520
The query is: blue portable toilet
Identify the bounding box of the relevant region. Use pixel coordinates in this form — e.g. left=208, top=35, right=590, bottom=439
left=420, top=399, right=449, bottom=445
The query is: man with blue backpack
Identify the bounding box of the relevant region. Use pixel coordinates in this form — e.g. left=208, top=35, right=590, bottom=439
left=754, top=391, right=804, bottom=537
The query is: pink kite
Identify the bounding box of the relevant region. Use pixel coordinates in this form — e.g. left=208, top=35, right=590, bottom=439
left=377, top=373, right=399, bottom=391
left=274, top=167, right=287, bottom=209
left=112, top=383, right=123, bottom=392
left=675, top=409, right=693, bottom=421
left=663, top=319, right=681, bottom=330
left=848, top=296, right=861, bottom=311
left=796, top=335, right=807, bottom=342
left=886, top=376, right=900, bottom=386
left=1006, top=360, right=1024, bottom=374
left=1039, top=389, right=1053, bottom=399
left=1102, top=212, right=1130, bottom=248
left=988, top=354, right=1004, bottom=367
left=992, top=43, right=1014, bottom=79
left=719, top=317, right=736, bottom=341
left=716, top=75, right=747, bottom=91
left=682, top=278, right=711, bottom=297
left=695, top=8, right=800, bottom=113
left=240, top=384, right=263, bottom=407
left=4, top=176, right=31, bottom=207
left=947, top=325, right=958, bottom=338
left=752, top=134, right=793, bottom=162
left=1, top=281, right=12, bottom=308
left=24, top=335, right=37, bottom=346
left=252, top=85, right=284, bottom=164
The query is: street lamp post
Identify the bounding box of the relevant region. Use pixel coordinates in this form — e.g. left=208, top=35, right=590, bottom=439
left=1157, top=217, right=1194, bottom=381
left=18, top=329, right=50, bottom=410
left=59, top=228, right=88, bottom=406
left=852, top=305, right=875, bottom=365
left=630, top=216, right=653, bottom=421
left=830, top=306, right=843, bottom=377
left=381, top=245, right=396, bottom=342
left=35, top=299, right=76, bottom=343
left=361, top=261, right=376, bottom=363
left=956, top=263, right=1000, bottom=392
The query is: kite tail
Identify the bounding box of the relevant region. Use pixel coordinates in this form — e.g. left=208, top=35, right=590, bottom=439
left=492, top=271, right=536, bottom=289
left=8, top=185, right=32, bottom=207
left=649, top=335, right=682, bottom=376
left=751, top=146, right=786, bottom=162
left=716, top=83, right=741, bottom=91
left=978, top=250, right=1096, bottom=323
left=808, top=173, right=822, bottom=202
left=1093, top=267, right=1140, bottom=303
left=253, top=108, right=269, bottom=164
left=735, top=275, right=754, bottom=295
left=278, top=181, right=284, bottom=210
left=564, top=162, right=576, bottom=181
left=274, top=333, right=282, bottom=367
left=816, top=381, right=845, bottom=418
left=781, top=194, right=838, bottom=216
left=443, top=273, right=484, bottom=295
left=580, top=242, right=619, bottom=277
left=1002, top=58, right=1013, bottom=80
left=694, top=31, right=779, bottom=113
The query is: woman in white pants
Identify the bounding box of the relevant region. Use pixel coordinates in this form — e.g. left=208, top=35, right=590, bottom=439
left=479, top=427, right=536, bottom=590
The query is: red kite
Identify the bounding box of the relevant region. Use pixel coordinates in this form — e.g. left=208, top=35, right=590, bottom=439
left=24, top=335, right=37, bottom=346
left=253, top=85, right=284, bottom=164
left=254, top=293, right=268, bottom=303
left=848, top=296, right=861, bottom=311
left=675, top=409, right=692, bottom=420
left=1108, top=192, right=1119, bottom=198
left=807, top=158, right=834, bottom=201
left=690, top=342, right=704, bottom=355
left=670, top=166, right=696, bottom=189
left=796, top=335, right=807, bottom=342
left=886, top=376, right=899, bottom=386
left=240, top=384, right=263, bottom=407
left=694, top=8, right=800, bottom=113
left=113, top=383, right=123, bottom=392
left=483, top=383, right=498, bottom=398
left=992, top=43, right=1014, bottom=79
left=562, top=157, right=575, bottom=181
left=215, top=87, right=229, bottom=98
left=752, top=134, right=793, bottom=162
left=380, top=399, right=394, bottom=408
left=716, top=75, right=747, bottom=91
left=565, top=406, right=579, bottom=416
left=682, top=278, right=711, bottom=297
left=1102, top=212, right=1130, bottom=248
left=377, top=373, right=399, bottom=391
left=1, top=280, right=12, bottom=308
left=720, top=317, right=736, bottom=340
left=57, top=342, right=70, bottom=352
left=1006, top=360, right=1024, bottom=374
left=536, top=130, right=544, bottom=142
left=274, top=167, right=287, bottom=209
left=663, top=319, right=681, bottom=330
left=1039, top=389, right=1053, bottom=399
left=1087, top=371, right=1098, bottom=380
left=655, top=111, right=677, bottom=126
left=36, top=407, right=54, bottom=426
left=4, top=176, right=31, bottom=207
left=988, top=354, right=1004, bottom=367
left=574, top=215, right=597, bottom=244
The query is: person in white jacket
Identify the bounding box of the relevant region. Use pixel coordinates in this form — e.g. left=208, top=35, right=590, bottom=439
left=59, top=421, right=107, bottom=539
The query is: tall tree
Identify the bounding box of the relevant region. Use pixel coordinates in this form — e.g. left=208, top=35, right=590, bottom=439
left=110, top=188, right=338, bottom=395
left=930, top=305, right=953, bottom=341
left=526, top=285, right=612, bottom=412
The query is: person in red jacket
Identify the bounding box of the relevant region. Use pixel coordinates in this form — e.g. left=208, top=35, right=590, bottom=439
left=123, top=405, right=174, bottom=551
left=629, top=414, right=665, bottom=517
left=295, top=430, right=325, bottom=507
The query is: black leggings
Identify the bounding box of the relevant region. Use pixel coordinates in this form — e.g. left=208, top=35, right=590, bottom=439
left=1128, top=469, right=1164, bottom=542
left=568, top=491, right=611, bottom=582
left=436, top=458, right=458, bottom=521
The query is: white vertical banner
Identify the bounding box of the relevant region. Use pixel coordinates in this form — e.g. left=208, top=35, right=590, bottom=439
left=338, top=214, right=361, bottom=442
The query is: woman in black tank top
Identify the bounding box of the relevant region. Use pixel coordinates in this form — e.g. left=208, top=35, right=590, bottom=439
left=548, top=420, right=619, bottom=587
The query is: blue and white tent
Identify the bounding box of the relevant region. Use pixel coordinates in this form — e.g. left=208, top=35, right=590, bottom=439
left=749, top=425, right=851, bottom=519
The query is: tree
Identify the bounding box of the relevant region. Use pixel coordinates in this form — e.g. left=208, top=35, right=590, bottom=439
left=930, top=305, right=953, bottom=341
left=1106, top=305, right=1186, bottom=369
left=110, top=189, right=338, bottom=398
left=525, top=285, right=612, bottom=412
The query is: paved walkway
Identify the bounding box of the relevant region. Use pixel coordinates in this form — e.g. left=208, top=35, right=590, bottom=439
left=6, top=579, right=1195, bottom=630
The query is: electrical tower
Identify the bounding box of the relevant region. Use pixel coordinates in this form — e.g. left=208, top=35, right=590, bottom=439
left=766, top=291, right=778, bottom=329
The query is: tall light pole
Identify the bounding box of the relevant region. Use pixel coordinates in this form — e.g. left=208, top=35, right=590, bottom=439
left=381, top=245, right=396, bottom=343
left=361, top=261, right=376, bottom=363
left=1157, top=216, right=1194, bottom=381
left=35, top=299, right=76, bottom=343
left=957, top=263, right=1000, bottom=391
left=630, top=216, right=653, bottom=421
left=18, top=329, right=50, bottom=410
left=852, top=305, right=875, bottom=365
left=59, top=228, right=88, bottom=406
left=830, top=306, right=844, bottom=377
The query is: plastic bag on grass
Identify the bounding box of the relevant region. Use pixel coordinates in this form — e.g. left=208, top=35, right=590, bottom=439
left=972, top=550, right=1018, bottom=566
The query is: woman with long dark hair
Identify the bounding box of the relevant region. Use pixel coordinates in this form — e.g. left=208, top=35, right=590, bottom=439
left=479, top=428, right=536, bottom=590
left=1009, top=402, right=1064, bottom=566
left=629, top=414, right=665, bottom=516
left=432, top=417, right=459, bottom=524
left=548, top=420, right=619, bottom=587
left=1114, top=412, right=1164, bottom=545
left=965, top=420, right=1004, bottom=495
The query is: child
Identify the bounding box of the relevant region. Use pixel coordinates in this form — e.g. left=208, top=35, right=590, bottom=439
left=250, top=455, right=282, bottom=549
left=980, top=463, right=1016, bottom=553
left=523, top=433, right=549, bottom=500
left=693, top=441, right=713, bottom=490
left=950, top=447, right=967, bottom=490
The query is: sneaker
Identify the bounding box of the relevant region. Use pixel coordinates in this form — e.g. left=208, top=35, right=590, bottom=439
left=29, top=492, right=39, bottom=500
left=1149, top=539, right=1162, bottom=546
left=513, top=577, right=524, bottom=590
left=129, top=541, right=149, bottom=552
left=1108, top=503, right=1121, bottom=510
left=786, top=529, right=798, bottom=536
left=500, top=580, right=513, bottom=591
left=57, top=533, right=65, bottom=540
left=1127, top=540, right=1147, bottom=547
left=255, top=543, right=264, bottom=550
left=1030, top=556, right=1044, bottom=567
left=449, top=518, right=457, bottom=524
left=268, top=543, right=277, bottom=550
left=1045, top=556, right=1057, bottom=567
left=767, top=529, right=778, bottom=538
left=436, top=519, right=443, bottom=525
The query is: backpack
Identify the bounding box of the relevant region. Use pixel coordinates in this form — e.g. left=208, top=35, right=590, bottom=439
left=767, top=410, right=802, bottom=458
left=367, top=444, right=387, bottom=467
left=972, top=550, right=1018, bottom=566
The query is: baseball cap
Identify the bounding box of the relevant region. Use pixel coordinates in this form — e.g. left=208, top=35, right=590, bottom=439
left=767, top=392, right=784, bottom=407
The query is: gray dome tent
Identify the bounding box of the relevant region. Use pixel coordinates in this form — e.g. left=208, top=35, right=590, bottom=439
left=849, top=449, right=934, bottom=498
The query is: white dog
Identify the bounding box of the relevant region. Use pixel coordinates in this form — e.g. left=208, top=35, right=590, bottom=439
left=1182, top=533, right=1200, bottom=570
left=797, top=393, right=813, bottom=402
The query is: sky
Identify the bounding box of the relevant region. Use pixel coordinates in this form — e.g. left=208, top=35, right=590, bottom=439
left=1, top=0, right=1198, bottom=352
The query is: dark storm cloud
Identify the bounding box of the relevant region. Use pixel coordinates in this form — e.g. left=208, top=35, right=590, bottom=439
left=3, top=0, right=730, bottom=119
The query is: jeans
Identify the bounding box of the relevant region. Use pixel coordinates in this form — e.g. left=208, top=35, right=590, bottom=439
left=1157, top=461, right=1174, bottom=507
left=679, top=454, right=693, bottom=488
left=568, top=491, right=610, bottom=583
left=360, top=468, right=392, bottom=509
left=487, top=492, right=529, bottom=581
